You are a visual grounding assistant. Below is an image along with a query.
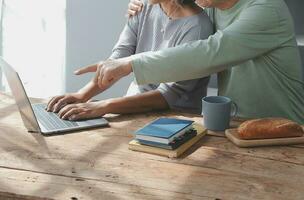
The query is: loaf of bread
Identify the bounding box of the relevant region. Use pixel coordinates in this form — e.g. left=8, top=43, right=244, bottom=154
left=238, top=118, right=304, bottom=140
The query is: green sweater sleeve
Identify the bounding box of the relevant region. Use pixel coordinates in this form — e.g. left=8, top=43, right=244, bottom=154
left=131, top=2, right=292, bottom=84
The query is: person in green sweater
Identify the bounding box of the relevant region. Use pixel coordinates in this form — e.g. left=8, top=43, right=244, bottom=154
left=61, top=0, right=304, bottom=123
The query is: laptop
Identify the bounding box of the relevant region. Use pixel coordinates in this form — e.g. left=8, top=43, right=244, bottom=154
left=0, top=57, right=108, bottom=135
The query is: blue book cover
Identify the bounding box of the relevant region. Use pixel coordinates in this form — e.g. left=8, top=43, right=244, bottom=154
left=137, top=129, right=197, bottom=150
left=135, top=118, right=194, bottom=139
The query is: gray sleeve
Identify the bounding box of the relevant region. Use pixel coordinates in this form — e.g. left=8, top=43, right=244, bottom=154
left=157, top=22, right=213, bottom=112
left=109, top=16, right=139, bottom=59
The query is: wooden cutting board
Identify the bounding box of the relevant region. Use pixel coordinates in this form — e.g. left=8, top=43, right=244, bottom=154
left=225, top=128, right=304, bottom=148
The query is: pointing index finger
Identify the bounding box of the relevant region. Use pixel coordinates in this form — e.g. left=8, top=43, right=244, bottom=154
left=74, top=64, right=98, bottom=75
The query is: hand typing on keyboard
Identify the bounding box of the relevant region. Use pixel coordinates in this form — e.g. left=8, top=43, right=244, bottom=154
left=58, top=101, right=110, bottom=120
left=47, top=93, right=88, bottom=113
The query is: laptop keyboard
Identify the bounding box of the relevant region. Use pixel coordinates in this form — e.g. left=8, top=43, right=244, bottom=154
left=32, top=104, right=79, bottom=130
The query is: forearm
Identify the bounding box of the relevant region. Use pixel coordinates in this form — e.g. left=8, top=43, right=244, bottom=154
left=78, top=81, right=104, bottom=102
left=106, top=90, right=169, bottom=114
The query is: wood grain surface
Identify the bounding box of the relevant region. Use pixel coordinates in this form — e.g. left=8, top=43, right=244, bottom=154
left=0, top=93, right=304, bottom=200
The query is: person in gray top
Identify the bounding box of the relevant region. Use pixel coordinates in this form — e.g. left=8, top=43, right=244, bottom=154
left=47, top=0, right=213, bottom=120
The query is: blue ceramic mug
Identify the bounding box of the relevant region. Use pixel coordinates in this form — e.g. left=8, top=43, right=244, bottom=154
left=202, top=96, right=238, bottom=131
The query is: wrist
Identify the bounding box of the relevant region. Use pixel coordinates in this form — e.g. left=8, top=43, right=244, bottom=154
left=100, top=99, right=116, bottom=114
left=76, top=90, right=92, bottom=102
left=78, top=81, right=101, bottom=102
left=122, top=57, right=133, bottom=75
left=126, top=61, right=133, bottom=74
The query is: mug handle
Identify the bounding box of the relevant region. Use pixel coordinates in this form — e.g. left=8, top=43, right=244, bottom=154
left=231, top=102, right=238, bottom=117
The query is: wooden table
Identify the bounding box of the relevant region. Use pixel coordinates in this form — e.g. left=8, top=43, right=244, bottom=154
left=0, top=93, right=304, bottom=200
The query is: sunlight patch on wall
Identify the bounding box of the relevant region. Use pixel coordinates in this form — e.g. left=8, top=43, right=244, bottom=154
left=1, top=0, right=66, bottom=98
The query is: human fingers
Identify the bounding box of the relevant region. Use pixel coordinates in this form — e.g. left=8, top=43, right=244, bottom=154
left=53, top=97, right=70, bottom=113
left=62, top=107, right=86, bottom=120
left=98, top=58, right=132, bottom=89
left=69, top=111, right=91, bottom=121
left=130, top=0, right=143, bottom=10
left=74, top=64, right=98, bottom=75
left=128, top=2, right=141, bottom=12
left=46, top=96, right=56, bottom=111
left=69, top=107, right=106, bottom=121
left=98, top=67, right=105, bottom=89
left=47, top=96, right=64, bottom=112
left=127, top=9, right=136, bottom=17
left=93, top=64, right=102, bottom=85
left=127, top=0, right=143, bottom=17
left=58, top=104, right=75, bottom=118
left=101, top=69, right=115, bottom=88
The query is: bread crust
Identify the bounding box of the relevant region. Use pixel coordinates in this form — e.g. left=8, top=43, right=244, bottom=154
left=238, top=118, right=304, bottom=140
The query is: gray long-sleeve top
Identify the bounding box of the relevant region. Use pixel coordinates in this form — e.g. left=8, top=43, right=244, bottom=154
left=109, top=0, right=213, bottom=114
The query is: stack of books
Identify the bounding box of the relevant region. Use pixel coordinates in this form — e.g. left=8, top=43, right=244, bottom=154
left=129, top=118, right=207, bottom=158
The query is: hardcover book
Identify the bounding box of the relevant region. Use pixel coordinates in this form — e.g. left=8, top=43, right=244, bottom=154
left=134, top=118, right=194, bottom=144
left=129, top=124, right=207, bottom=158
left=137, top=129, right=197, bottom=150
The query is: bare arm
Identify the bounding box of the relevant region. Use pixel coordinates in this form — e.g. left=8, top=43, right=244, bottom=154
left=47, top=63, right=105, bottom=112
left=77, top=80, right=103, bottom=101
left=107, top=91, right=169, bottom=114
left=48, top=3, right=141, bottom=113
left=58, top=90, right=169, bottom=120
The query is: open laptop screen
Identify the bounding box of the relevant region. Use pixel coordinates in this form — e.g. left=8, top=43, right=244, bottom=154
left=0, top=57, right=41, bottom=132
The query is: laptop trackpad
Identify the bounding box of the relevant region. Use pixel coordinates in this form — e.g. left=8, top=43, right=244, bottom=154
left=76, top=118, right=108, bottom=126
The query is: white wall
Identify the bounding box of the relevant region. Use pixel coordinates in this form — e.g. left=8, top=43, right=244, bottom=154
left=1, top=0, right=66, bottom=98
left=65, top=0, right=133, bottom=100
